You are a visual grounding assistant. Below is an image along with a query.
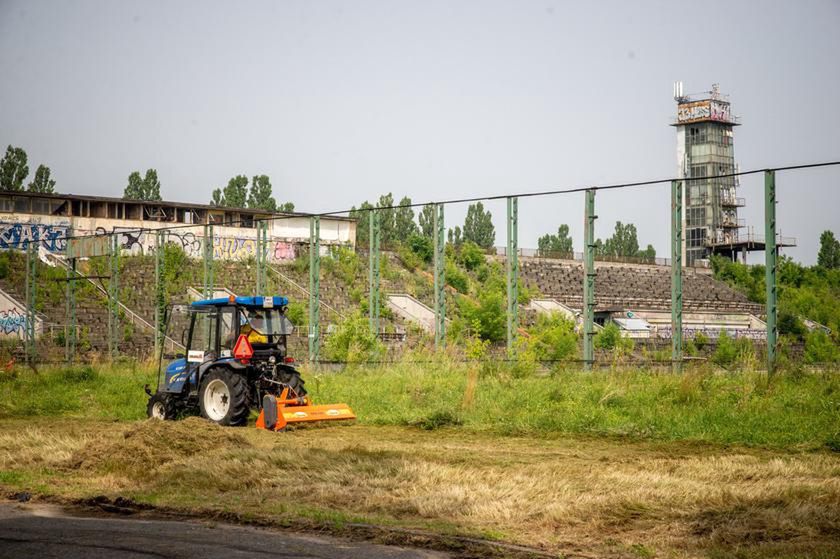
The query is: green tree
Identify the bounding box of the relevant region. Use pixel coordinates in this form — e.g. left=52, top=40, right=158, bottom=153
left=601, top=221, right=639, bottom=258
left=419, top=204, right=435, bottom=238
left=212, top=175, right=248, bottom=208
left=350, top=201, right=374, bottom=245
left=393, top=196, right=417, bottom=242
left=248, top=174, right=277, bottom=211
left=448, top=226, right=462, bottom=247
left=638, top=244, right=657, bottom=262
left=123, top=168, right=162, bottom=201
left=463, top=202, right=495, bottom=249
left=537, top=224, right=573, bottom=257
left=27, top=164, right=56, bottom=194
left=817, top=230, right=840, bottom=269
left=0, top=145, right=29, bottom=191
left=377, top=193, right=396, bottom=245
left=278, top=201, right=295, bottom=212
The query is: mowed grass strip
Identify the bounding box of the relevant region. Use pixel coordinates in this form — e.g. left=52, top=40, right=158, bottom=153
left=0, top=418, right=839, bottom=558
left=1, top=361, right=839, bottom=449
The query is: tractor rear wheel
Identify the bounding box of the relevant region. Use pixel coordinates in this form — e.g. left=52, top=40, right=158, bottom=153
left=277, top=368, right=307, bottom=398
left=199, top=369, right=249, bottom=426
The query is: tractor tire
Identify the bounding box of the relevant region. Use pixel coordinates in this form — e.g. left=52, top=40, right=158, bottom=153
left=277, top=368, right=307, bottom=398
left=147, top=393, right=177, bottom=420
left=199, top=368, right=249, bottom=426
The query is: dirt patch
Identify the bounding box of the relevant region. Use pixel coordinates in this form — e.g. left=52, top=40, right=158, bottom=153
left=64, top=417, right=250, bottom=478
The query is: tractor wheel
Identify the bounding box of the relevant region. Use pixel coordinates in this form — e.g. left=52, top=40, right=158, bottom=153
left=147, top=393, right=176, bottom=420
left=277, top=368, right=307, bottom=398
left=199, top=369, right=249, bottom=426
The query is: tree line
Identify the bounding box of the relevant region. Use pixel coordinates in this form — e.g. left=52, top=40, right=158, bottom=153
left=0, top=145, right=57, bottom=193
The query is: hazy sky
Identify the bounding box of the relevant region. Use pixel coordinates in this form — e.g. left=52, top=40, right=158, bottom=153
left=1, top=0, right=839, bottom=263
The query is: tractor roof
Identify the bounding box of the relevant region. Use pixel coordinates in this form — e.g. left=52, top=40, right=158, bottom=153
left=191, top=296, right=289, bottom=308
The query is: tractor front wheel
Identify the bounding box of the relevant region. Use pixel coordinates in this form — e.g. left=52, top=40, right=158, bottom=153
left=147, top=393, right=176, bottom=420
left=199, top=368, right=249, bottom=426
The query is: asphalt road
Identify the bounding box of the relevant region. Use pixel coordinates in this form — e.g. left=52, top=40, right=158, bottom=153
left=0, top=502, right=448, bottom=559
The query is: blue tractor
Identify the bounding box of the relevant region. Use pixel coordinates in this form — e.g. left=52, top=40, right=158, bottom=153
left=145, top=296, right=307, bottom=426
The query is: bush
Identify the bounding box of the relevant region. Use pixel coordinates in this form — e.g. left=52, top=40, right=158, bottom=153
left=459, top=291, right=506, bottom=342
left=322, top=313, right=382, bottom=363
left=0, top=253, right=9, bottom=280
left=804, top=330, right=840, bottom=363
left=445, top=261, right=470, bottom=294
left=712, top=331, right=737, bottom=367
left=693, top=331, right=709, bottom=351
left=458, top=241, right=484, bottom=271
left=407, top=234, right=433, bottom=264
left=524, top=313, right=578, bottom=362
left=594, top=323, right=633, bottom=354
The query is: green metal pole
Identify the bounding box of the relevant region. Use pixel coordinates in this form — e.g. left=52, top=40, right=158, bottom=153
left=65, top=230, right=76, bottom=363
left=433, top=203, right=446, bottom=349
left=309, top=216, right=321, bottom=362
left=368, top=209, right=380, bottom=337
left=256, top=220, right=267, bottom=294
left=108, top=234, right=120, bottom=361
left=24, top=239, right=37, bottom=366
left=506, top=197, right=519, bottom=356
left=203, top=224, right=214, bottom=299
left=671, top=180, right=683, bottom=373
left=154, top=230, right=165, bottom=359
left=583, top=189, right=597, bottom=370
left=765, top=170, right=777, bottom=374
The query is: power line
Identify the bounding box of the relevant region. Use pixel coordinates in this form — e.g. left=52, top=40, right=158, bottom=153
left=11, top=158, right=840, bottom=247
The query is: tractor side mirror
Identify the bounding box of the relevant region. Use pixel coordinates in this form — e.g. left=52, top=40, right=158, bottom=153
left=176, top=353, right=184, bottom=360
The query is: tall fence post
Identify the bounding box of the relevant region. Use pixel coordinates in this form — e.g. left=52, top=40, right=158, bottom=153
left=433, top=203, right=446, bottom=349
left=256, top=220, right=267, bottom=294
left=765, top=170, right=777, bottom=374
left=583, top=189, right=597, bottom=370
left=154, top=230, right=165, bottom=360
left=203, top=224, right=214, bottom=299
left=24, top=239, right=37, bottom=366
left=108, top=233, right=120, bottom=361
left=65, top=231, right=77, bottom=363
left=368, top=209, right=380, bottom=337
left=309, top=216, right=320, bottom=362
left=506, top=196, right=519, bottom=357
left=671, top=180, right=683, bottom=373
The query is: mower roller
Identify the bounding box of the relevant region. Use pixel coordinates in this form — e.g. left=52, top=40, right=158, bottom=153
left=145, top=295, right=355, bottom=430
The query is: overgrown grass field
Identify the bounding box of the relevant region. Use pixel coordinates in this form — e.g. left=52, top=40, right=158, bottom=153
left=2, top=361, right=838, bottom=449
left=1, top=361, right=839, bottom=558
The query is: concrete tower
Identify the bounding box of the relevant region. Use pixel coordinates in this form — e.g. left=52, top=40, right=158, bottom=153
left=673, top=83, right=743, bottom=265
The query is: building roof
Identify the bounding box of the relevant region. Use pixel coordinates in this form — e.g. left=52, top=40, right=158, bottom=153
left=0, top=189, right=355, bottom=222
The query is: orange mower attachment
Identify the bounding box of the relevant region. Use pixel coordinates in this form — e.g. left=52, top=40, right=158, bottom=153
left=255, top=387, right=355, bottom=431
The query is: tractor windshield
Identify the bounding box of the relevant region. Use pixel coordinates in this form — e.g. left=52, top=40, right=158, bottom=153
left=240, top=308, right=294, bottom=338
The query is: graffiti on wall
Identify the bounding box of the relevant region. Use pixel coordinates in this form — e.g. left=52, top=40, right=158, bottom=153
left=93, top=227, right=147, bottom=256
left=273, top=242, right=295, bottom=261
left=657, top=326, right=767, bottom=341
left=0, top=308, right=27, bottom=337
left=1, top=218, right=297, bottom=263
left=0, top=222, right=69, bottom=252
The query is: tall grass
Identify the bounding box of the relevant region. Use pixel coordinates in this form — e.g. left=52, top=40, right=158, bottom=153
left=309, top=361, right=840, bottom=449
left=2, top=360, right=838, bottom=449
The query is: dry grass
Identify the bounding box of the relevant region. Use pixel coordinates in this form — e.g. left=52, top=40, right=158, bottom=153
left=1, top=418, right=838, bottom=558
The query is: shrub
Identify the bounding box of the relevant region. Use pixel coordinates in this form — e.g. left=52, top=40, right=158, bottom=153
left=524, top=313, right=578, bottom=362
left=459, top=291, right=506, bottom=342
left=712, top=331, right=737, bottom=368
left=804, top=330, right=840, bottom=363
left=407, top=234, right=433, bottom=264
left=458, top=241, right=484, bottom=271
left=323, top=312, right=382, bottom=363
left=594, top=322, right=633, bottom=354
left=0, top=253, right=9, bottom=280
left=396, top=244, right=421, bottom=271
left=445, top=261, right=470, bottom=294
left=694, top=331, right=709, bottom=351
